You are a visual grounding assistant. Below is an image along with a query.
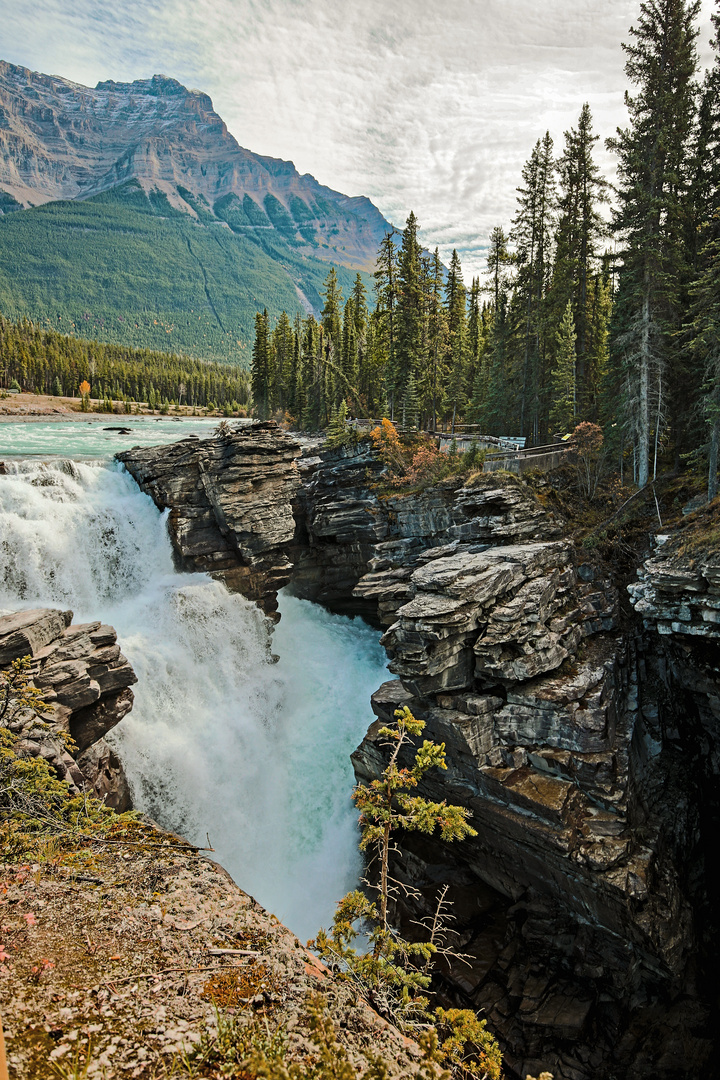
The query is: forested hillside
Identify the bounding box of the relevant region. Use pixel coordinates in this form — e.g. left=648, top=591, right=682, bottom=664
left=0, top=62, right=387, bottom=360
left=0, top=315, right=251, bottom=409
left=251, top=0, right=720, bottom=496
left=0, top=181, right=372, bottom=363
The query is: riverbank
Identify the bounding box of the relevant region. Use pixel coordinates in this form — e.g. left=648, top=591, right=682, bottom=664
left=0, top=392, right=235, bottom=422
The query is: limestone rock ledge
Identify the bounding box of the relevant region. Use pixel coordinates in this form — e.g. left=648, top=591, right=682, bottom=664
left=0, top=607, right=137, bottom=810
left=118, top=421, right=302, bottom=619
left=303, top=456, right=710, bottom=1078
left=290, top=442, right=558, bottom=624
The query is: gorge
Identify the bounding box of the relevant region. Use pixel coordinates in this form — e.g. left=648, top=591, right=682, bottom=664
left=117, top=424, right=720, bottom=1079
left=1, top=421, right=719, bottom=1079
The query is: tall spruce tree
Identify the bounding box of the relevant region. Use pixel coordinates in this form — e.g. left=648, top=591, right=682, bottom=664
left=552, top=104, right=609, bottom=415
left=549, top=300, right=578, bottom=434
left=374, top=232, right=399, bottom=418
left=689, top=0, right=720, bottom=498
left=251, top=308, right=272, bottom=420
left=444, top=249, right=468, bottom=430
left=396, top=212, right=424, bottom=423
left=511, top=134, right=556, bottom=441
left=425, top=247, right=447, bottom=430
left=608, top=0, right=700, bottom=485
left=271, top=310, right=294, bottom=415
left=484, top=227, right=513, bottom=434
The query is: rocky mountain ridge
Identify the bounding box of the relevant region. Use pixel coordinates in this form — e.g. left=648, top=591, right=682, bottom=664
left=0, top=60, right=390, bottom=271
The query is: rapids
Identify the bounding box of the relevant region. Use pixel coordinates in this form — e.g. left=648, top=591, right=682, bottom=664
left=0, top=457, right=387, bottom=940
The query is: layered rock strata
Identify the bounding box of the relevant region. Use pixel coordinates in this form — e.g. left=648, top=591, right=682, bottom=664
left=293, top=446, right=713, bottom=1079
left=0, top=606, right=137, bottom=810
left=117, top=436, right=719, bottom=1078
left=290, top=442, right=556, bottom=624
left=118, top=422, right=302, bottom=619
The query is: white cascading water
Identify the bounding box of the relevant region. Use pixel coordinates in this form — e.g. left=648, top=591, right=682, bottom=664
left=0, top=459, right=388, bottom=940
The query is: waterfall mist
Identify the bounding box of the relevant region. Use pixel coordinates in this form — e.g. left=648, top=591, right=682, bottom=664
left=0, top=460, right=387, bottom=940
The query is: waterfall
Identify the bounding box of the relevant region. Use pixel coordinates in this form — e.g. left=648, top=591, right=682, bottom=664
left=0, top=459, right=388, bottom=940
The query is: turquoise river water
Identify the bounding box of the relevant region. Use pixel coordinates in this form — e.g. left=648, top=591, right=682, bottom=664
left=0, top=421, right=388, bottom=940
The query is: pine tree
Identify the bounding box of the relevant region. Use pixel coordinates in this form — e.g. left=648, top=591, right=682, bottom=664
left=320, top=268, right=343, bottom=409
left=396, top=212, right=424, bottom=416
left=607, top=0, right=701, bottom=485
left=271, top=310, right=294, bottom=415
left=585, top=263, right=613, bottom=420
left=444, top=250, right=467, bottom=430
left=466, top=277, right=482, bottom=402
left=251, top=308, right=272, bottom=420
left=549, top=300, right=577, bottom=434
left=425, top=248, right=447, bottom=431
left=483, top=228, right=513, bottom=434
left=511, top=134, right=556, bottom=441
left=374, top=232, right=399, bottom=418
left=688, top=1, right=720, bottom=498
left=552, top=104, right=609, bottom=415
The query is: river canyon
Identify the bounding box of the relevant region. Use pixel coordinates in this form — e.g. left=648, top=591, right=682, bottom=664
left=1, top=420, right=719, bottom=1080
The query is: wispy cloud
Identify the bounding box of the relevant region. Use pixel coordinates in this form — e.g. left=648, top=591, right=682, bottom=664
left=2, top=0, right=716, bottom=276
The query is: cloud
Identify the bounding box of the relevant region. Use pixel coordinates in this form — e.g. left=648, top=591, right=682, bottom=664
left=1, top=0, right=716, bottom=277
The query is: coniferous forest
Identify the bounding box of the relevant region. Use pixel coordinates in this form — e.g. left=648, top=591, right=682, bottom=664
left=252, top=0, right=720, bottom=494
left=0, top=316, right=251, bottom=410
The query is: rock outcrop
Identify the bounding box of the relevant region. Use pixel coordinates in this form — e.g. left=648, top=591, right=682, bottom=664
left=115, top=434, right=720, bottom=1078
left=292, top=445, right=715, bottom=1080
left=118, top=422, right=302, bottom=619
left=0, top=820, right=428, bottom=1080
left=0, top=607, right=137, bottom=810
left=290, top=442, right=556, bottom=625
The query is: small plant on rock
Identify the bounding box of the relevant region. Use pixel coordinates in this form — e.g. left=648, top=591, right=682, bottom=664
left=0, top=656, right=50, bottom=728
left=569, top=422, right=605, bottom=500
left=311, top=707, right=502, bottom=1078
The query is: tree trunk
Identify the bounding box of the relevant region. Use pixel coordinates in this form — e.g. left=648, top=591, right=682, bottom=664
left=709, top=417, right=719, bottom=502
left=638, top=288, right=651, bottom=488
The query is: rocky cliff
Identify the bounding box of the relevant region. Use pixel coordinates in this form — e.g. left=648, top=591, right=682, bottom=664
left=293, top=446, right=718, bottom=1079
left=0, top=818, right=426, bottom=1079
left=118, top=422, right=302, bottom=619
left=0, top=606, right=137, bottom=810
left=118, top=433, right=720, bottom=1079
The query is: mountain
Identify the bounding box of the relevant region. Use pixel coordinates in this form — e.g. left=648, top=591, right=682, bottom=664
left=0, top=61, right=392, bottom=361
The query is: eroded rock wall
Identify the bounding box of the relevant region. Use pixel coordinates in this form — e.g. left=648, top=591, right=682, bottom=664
left=118, top=422, right=301, bottom=619
left=291, top=445, right=715, bottom=1080
left=0, top=607, right=137, bottom=810
left=113, top=434, right=719, bottom=1078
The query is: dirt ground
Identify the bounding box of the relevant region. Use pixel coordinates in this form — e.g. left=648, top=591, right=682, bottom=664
left=0, top=822, right=423, bottom=1079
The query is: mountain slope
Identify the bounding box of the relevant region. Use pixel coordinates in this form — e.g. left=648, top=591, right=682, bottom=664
left=0, top=61, right=391, bottom=361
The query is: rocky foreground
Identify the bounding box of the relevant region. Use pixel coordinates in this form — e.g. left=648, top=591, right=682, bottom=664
left=0, top=605, right=430, bottom=1079
left=0, top=830, right=424, bottom=1079
left=117, top=426, right=720, bottom=1079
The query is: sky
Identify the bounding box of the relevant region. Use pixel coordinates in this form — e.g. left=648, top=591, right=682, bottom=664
left=2, top=0, right=717, bottom=276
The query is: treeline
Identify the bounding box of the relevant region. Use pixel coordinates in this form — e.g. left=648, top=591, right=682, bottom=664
left=250, top=118, right=613, bottom=438
left=0, top=315, right=251, bottom=409
left=252, top=0, right=720, bottom=497
left=250, top=113, right=612, bottom=436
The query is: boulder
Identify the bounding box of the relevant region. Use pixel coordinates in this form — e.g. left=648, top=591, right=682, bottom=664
left=1, top=607, right=136, bottom=809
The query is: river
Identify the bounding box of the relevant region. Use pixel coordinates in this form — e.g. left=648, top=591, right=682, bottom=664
left=0, top=423, right=387, bottom=941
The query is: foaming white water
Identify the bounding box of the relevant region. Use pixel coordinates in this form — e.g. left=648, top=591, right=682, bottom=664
left=0, top=460, right=387, bottom=940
